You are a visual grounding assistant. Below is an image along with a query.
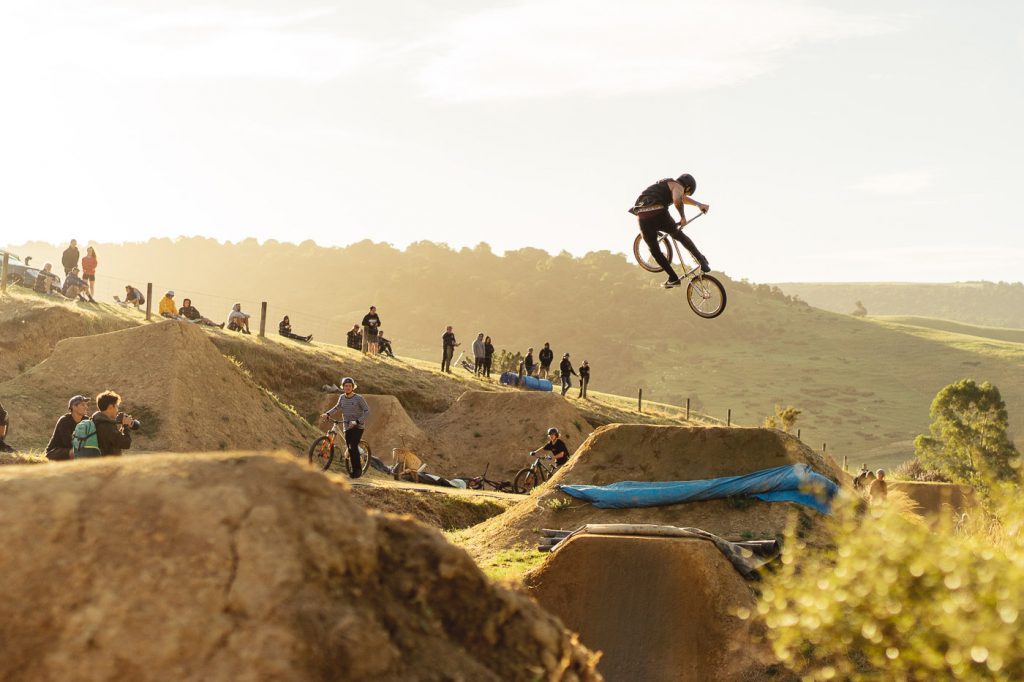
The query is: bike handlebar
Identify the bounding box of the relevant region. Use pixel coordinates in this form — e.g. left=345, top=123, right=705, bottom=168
left=677, top=211, right=705, bottom=229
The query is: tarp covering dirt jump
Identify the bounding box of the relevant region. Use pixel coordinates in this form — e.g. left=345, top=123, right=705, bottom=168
left=558, top=463, right=838, bottom=514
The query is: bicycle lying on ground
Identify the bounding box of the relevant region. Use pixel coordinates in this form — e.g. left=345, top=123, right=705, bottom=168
left=465, top=463, right=515, bottom=493
left=514, top=451, right=560, bottom=494
left=631, top=212, right=727, bottom=319
left=308, top=419, right=372, bottom=475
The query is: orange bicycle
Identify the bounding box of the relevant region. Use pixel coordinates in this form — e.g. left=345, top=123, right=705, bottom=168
left=308, top=419, right=371, bottom=475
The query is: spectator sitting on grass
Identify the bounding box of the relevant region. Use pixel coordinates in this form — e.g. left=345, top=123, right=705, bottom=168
left=347, top=324, right=362, bottom=350
left=0, top=401, right=13, bottom=453
left=179, top=298, right=224, bottom=328
left=45, top=395, right=90, bottom=461
left=227, top=303, right=251, bottom=334
left=115, top=285, right=145, bottom=309
left=159, top=291, right=184, bottom=320
left=91, top=390, right=134, bottom=457
left=62, top=268, right=95, bottom=302
left=279, top=315, right=312, bottom=342
left=377, top=329, right=394, bottom=358
left=33, top=263, right=59, bottom=295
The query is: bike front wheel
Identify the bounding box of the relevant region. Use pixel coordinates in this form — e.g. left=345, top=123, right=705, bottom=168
left=308, top=436, right=334, bottom=472
left=343, top=440, right=373, bottom=476
left=686, top=274, right=727, bottom=319
left=513, top=468, right=539, bottom=494
left=633, top=233, right=673, bottom=273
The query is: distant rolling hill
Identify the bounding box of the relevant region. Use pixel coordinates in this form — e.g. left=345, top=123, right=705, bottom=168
left=7, top=238, right=1024, bottom=470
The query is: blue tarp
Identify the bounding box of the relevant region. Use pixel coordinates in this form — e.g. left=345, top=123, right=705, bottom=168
left=557, top=463, right=838, bottom=514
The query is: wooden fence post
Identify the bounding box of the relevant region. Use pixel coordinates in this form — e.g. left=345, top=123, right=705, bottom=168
left=1, top=253, right=8, bottom=293
left=145, top=283, right=153, bottom=321
left=259, top=302, right=268, bottom=338
left=822, top=442, right=827, bottom=454
left=843, top=455, right=848, bottom=472
left=686, top=398, right=690, bottom=421
left=638, top=388, right=643, bottom=413
left=797, top=428, right=801, bottom=440
left=727, top=409, right=731, bottom=426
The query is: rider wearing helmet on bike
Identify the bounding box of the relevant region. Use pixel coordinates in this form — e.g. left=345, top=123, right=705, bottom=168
left=629, top=173, right=711, bottom=288
left=532, top=427, right=570, bottom=467
left=321, top=377, right=370, bottom=479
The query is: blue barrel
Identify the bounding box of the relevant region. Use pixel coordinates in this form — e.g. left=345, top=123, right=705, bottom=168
left=537, top=379, right=554, bottom=392
left=523, top=376, right=541, bottom=390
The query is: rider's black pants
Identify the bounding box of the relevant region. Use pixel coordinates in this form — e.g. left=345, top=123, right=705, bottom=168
left=638, top=210, right=707, bottom=281
left=345, top=427, right=364, bottom=479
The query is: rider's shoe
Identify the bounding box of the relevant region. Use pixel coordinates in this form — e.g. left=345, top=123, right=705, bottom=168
left=698, top=260, right=711, bottom=274
left=662, top=278, right=682, bottom=289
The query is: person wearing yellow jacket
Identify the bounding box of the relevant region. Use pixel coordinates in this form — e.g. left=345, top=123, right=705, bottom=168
left=159, top=291, right=183, bottom=320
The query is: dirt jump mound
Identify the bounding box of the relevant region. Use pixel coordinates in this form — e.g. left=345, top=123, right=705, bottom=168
left=317, top=393, right=429, bottom=457
left=0, top=320, right=316, bottom=452
left=0, top=453, right=600, bottom=681
left=424, top=390, right=591, bottom=479
left=526, top=534, right=772, bottom=682
left=465, top=424, right=841, bottom=560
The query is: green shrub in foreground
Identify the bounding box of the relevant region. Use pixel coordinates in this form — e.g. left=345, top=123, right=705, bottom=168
left=757, top=489, right=1024, bottom=680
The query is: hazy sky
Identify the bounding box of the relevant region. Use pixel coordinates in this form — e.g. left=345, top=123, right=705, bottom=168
left=1, top=0, right=1021, bottom=282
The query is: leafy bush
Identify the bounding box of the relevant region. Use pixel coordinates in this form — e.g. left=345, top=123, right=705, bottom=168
left=890, top=458, right=950, bottom=482
left=758, top=489, right=1024, bottom=680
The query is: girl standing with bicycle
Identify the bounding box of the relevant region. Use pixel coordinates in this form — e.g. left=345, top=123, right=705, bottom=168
left=629, top=173, right=711, bottom=288
left=321, top=377, right=370, bottom=479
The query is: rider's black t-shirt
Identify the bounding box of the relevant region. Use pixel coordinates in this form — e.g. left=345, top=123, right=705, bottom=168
left=542, top=438, right=570, bottom=464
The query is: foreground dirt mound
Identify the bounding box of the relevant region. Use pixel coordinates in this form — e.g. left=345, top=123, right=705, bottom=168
left=0, top=293, right=137, bottom=382
left=0, top=453, right=600, bottom=681
left=0, top=321, right=317, bottom=452
left=526, top=535, right=774, bottom=682
left=462, top=425, right=841, bottom=560
left=423, top=391, right=592, bottom=478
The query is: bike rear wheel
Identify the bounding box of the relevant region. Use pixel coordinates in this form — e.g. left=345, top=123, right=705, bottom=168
left=513, top=468, right=539, bottom=494
left=343, top=440, right=373, bottom=476
left=633, top=233, right=674, bottom=273
left=686, top=274, right=727, bottom=318
left=308, top=436, right=334, bottom=472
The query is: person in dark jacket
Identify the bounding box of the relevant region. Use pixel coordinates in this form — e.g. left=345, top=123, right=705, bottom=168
left=92, top=390, right=134, bottom=456
left=0, top=401, right=13, bottom=453
left=538, top=343, right=554, bottom=379
left=578, top=360, right=591, bottom=399
left=278, top=315, right=312, bottom=342
left=483, top=336, right=495, bottom=378
left=347, top=324, right=362, bottom=350
left=441, top=326, right=459, bottom=373
left=45, top=395, right=91, bottom=460
left=179, top=298, right=224, bottom=328
left=559, top=353, right=577, bottom=397
left=61, top=239, right=80, bottom=276
left=523, top=347, right=535, bottom=377
left=629, top=173, right=711, bottom=288
left=361, top=306, right=381, bottom=355
left=377, top=330, right=394, bottom=358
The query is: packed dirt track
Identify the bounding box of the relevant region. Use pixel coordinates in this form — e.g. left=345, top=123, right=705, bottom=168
left=0, top=452, right=600, bottom=681
left=462, top=424, right=843, bottom=560
left=526, top=534, right=774, bottom=682
left=0, top=320, right=318, bottom=453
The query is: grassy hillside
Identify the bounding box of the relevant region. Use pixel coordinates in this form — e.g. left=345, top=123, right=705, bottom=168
left=774, top=281, right=1024, bottom=328
left=6, top=239, right=1024, bottom=469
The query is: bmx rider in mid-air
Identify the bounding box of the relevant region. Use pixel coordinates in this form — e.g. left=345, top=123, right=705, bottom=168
left=629, top=173, right=711, bottom=288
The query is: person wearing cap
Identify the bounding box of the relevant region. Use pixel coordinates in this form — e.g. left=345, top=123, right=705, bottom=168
left=227, top=303, right=251, bottom=334
left=45, top=395, right=91, bottom=461
left=321, top=377, right=371, bottom=479
left=558, top=353, right=577, bottom=397
left=0, top=401, right=13, bottom=453
left=159, top=291, right=184, bottom=320
left=578, top=360, right=591, bottom=399
left=361, top=306, right=381, bottom=355
left=61, top=267, right=94, bottom=302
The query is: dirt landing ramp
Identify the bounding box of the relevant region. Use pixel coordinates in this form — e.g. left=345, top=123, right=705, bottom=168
left=0, top=453, right=599, bottom=682
left=423, top=390, right=592, bottom=478
left=526, top=534, right=772, bottom=682
left=0, top=320, right=317, bottom=452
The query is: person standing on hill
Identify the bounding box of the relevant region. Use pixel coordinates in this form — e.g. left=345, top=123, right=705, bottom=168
left=441, top=326, right=459, bottom=373
left=629, top=173, right=711, bottom=288
left=538, top=343, right=554, bottom=379
left=361, top=306, right=381, bottom=355
left=0, top=401, right=13, bottom=453
left=61, top=239, right=79, bottom=276
left=523, top=347, right=536, bottom=377
left=321, top=377, right=370, bottom=479
left=473, top=333, right=486, bottom=375
left=91, top=390, right=134, bottom=456
left=81, top=246, right=98, bottom=298
left=559, top=353, right=577, bottom=396
left=45, top=395, right=91, bottom=460
left=483, top=336, right=495, bottom=378
left=578, top=360, right=591, bottom=399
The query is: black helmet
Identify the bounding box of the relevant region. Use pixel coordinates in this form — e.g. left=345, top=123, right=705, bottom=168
left=547, top=427, right=559, bottom=436
left=676, top=174, right=696, bottom=194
